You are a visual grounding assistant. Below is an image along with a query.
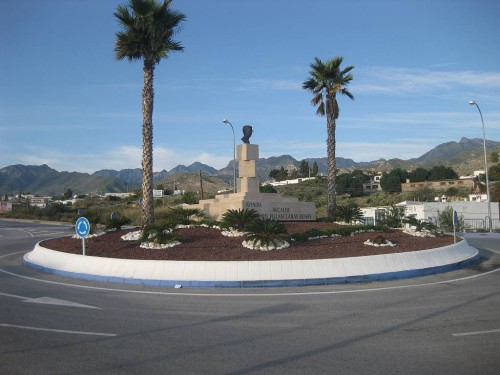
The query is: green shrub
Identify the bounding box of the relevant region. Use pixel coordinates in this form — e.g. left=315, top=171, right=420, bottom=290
left=334, top=204, right=364, bottom=224
left=380, top=205, right=405, bottom=228
left=157, top=206, right=204, bottom=225
left=403, top=216, right=438, bottom=233
left=140, top=223, right=177, bottom=245
left=105, top=216, right=132, bottom=231
left=291, top=224, right=390, bottom=242
left=260, top=184, right=277, bottom=193
left=221, top=208, right=260, bottom=231
left=245, top=218, right=288, bottom=248
left=181, top=191, right=198, bottom=204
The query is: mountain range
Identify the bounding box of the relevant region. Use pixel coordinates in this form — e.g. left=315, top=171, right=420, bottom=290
left=1, top=137, right=498, bottom=196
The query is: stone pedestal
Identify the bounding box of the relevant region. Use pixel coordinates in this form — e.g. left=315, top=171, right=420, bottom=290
left=236, top=144, right=259, bottom=193
left=187, top=144, right=316, bottom=221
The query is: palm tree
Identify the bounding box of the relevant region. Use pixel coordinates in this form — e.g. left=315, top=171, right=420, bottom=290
left=303, top=57, right=354, bottom=218
left=114, top=0, right=185, bottom=227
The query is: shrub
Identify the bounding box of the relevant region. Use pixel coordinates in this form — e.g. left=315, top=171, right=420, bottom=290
left=157, top=207, right=204, bottom=226
left=140, top=223, right=177, bottom=245
left=83, top=210, right=102, bottom=234
left=245, top=218, right=288, bottom=248
left=181, top=191, right=198, bottom=204
left=335, top=204, right=364, bottom=224
left=403, top=216, right=438, bottom=233
left=221, top=208, right=260, bottom=231
left=105, top=216, right=132, bottom=231
left=380, top=205, right=405, bottom=228
left=260, top=184, right=277, bottom=193
left=291, top=224, right=390, bottom=242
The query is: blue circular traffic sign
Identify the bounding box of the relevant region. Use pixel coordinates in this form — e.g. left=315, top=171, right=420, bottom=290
left=75, top=217, right=90, bottom=238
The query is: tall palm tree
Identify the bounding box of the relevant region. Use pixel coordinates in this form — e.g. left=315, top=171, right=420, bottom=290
left=302, top=57, right=354, bottom=218
left=114, top=0, right=185, bottom=227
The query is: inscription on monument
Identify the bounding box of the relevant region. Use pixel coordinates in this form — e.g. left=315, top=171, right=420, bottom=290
left=246, top=202, right=262, bottom=208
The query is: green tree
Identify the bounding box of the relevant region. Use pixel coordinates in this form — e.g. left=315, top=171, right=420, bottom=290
left=489, top=165, right=500, bottom=181
left=269, top=166, right=288, bottom=181
left=408, top=167, right=429, bottom=182
left=380, top=169, right=407, bottom=192
left=490, top=151, right=499, bottom=164
left=428, top=165, right=458, bottom=181
left=312, top=161, right=319, bottom=177
left=62, top=188, right=73, bottom=200
left=299, top=160, right=310, bottom=178
left=303, top=56, right=354, bottom=218
left=114, top=0, right=185, bottom=228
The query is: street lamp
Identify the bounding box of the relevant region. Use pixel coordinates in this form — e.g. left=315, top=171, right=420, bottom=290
left=468, top=100, right=492, bottom=232
left=222, top=119, right=236, bottom=193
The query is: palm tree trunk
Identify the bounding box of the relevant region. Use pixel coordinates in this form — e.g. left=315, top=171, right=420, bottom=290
left=326, top=113, right=337, bottom=219
left=141, top=61, right=155, bottom=227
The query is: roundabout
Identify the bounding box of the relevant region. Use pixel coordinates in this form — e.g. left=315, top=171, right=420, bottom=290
left=23, top=229, right=479, bottom=288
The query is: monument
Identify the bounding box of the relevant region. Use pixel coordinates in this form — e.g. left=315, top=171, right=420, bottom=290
left=189, top=126, right=316, bottom=221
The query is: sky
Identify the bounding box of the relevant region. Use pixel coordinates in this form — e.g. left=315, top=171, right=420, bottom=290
left=1, top=0, right=500, bottom=174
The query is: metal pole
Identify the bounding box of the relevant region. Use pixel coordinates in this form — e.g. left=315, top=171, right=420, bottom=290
left=223, top=119, right=237, bottom=193
left=469, top=101, right=492, bottom=232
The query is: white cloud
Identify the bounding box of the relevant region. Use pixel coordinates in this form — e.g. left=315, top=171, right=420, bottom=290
left=240, top=79, right=300, bottom=91
left=354, top=67, right=500, bottom=95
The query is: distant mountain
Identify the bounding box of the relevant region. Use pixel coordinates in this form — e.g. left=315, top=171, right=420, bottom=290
left=93, top=168, right=169, bottom=188
left=168, top=162, right=218, bottom=176
left=0, top=164, right=126, bottom=196
left=413, top=137, right=499, bottom=164
left=2, top=137, right=499, bottom=195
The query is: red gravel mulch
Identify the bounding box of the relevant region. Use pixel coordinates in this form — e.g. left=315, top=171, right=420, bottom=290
left=40, top=222, right=456, bottom=262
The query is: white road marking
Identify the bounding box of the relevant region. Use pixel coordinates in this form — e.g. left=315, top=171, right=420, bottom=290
left=0, top=323, right=117, bottom=337
left=0, top=291, right=100, bottom=309
left=452, top=328, right=500, bottom=337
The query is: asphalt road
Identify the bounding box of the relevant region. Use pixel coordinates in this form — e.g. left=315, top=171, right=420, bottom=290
left=1, top=219, right=499, bottom=374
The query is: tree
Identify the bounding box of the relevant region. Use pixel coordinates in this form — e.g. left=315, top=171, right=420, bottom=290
left=380, top=169, right=407, bottom=192
left=299, top=160, right=310, bottom=178
left=312, top=161, right=319, bottom=177
left=269, top=166, right=288, bottom=181
left=490, top=151, right=499, bottom=164
left=62, top=188, right=73, bottom=200
left=427, top=165, right=458, bottom=181
left=489, top=165, right=500, bottom=181
left=303, top=57, right=354, bottom=218
left=408, top=167, right=429, bottom=182
left=114, top=0, right=185, bottom=227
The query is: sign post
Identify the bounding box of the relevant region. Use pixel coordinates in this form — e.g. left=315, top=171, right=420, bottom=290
left=75, top=217, right=90, bottom=255
left=453, top=210, right=459, bottom=243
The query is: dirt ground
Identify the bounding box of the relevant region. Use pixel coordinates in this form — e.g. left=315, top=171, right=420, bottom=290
left=41, top=222, right=456, bottom=262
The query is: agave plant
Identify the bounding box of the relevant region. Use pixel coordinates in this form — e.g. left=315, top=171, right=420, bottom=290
left=335, top=204, right=364, bottom=224
left=245, top=218, right=288, bottom=248
left=221, top=208, right=260, bottom=231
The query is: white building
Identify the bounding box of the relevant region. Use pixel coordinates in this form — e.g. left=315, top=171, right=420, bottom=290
left=362, top=174, right=383, bottom=193
left=361, top=200, right=499, bottom=230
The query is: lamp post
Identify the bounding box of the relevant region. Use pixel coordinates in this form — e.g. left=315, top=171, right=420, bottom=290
left=222, top=119, right=236, bottom=193
left=468, top=100, right=492, bottom=232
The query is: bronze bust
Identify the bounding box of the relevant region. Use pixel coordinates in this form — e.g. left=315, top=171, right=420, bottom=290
left=241, top=125, right=253, bottom=144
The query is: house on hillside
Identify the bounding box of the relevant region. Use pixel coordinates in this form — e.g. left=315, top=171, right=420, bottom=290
left=27, top=196, right=51, bottom=208
left=362, top=173, right=383, bottom=193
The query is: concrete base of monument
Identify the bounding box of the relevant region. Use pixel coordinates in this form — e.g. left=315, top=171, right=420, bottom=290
left=186, top=192, right=316, bottom=221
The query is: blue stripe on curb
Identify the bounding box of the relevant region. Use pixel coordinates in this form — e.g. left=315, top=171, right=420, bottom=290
left=22, top=254, right=481, bottom=289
